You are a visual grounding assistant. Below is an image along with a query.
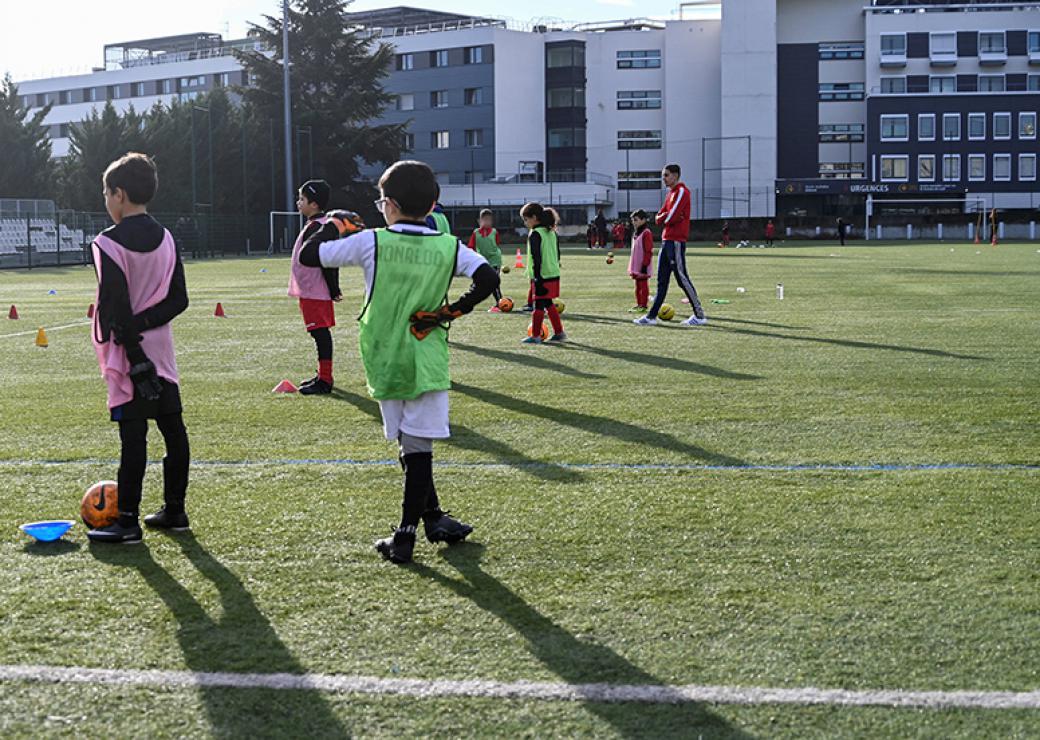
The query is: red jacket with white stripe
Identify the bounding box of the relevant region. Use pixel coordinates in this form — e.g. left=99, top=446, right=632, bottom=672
left=656, top=182, right=691, bottom=242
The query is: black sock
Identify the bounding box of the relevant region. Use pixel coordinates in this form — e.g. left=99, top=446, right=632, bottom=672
left=400, top=452, right=433, bottom=529
left=117, top=511, right=138, bottom=528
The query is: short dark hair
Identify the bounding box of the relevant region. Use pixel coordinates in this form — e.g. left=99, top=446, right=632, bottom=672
left=479, top=208, right=493, bottom=219
left=300, top=179, right=331, bottom=209
left=103, top=152, right=158, bottom=205
left=631, top=209, right=648, bottom=220
left=664, top=163, right=681, bottom=177
left=378, top=160, right=440, bottom=218
left=520, top=202, right=555, bottom=228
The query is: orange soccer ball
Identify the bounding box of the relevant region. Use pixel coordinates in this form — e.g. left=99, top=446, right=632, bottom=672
left=527, top=322, right=551, bottom=340
left=81, top=480, right=119, bottom=529
left=498, top=297, right=514, bottom=312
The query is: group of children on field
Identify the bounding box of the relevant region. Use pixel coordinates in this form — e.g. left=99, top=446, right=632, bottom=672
left=85, top=153, right=699, bottom=563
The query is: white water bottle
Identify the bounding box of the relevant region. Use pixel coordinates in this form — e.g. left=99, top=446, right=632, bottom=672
left=776, top=283, right=784, bottom=300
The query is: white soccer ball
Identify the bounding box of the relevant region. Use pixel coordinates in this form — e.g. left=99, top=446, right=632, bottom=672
left=736, top=287, right=746, bottom=293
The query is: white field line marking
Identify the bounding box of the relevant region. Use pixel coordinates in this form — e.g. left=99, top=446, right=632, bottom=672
left=1, top=665, right=1038, bottom=710
left=0, top=321, right=90, bottom=339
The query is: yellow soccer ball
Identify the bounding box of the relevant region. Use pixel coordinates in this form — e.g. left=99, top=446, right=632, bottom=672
left=553, top=298, right=565, bottom=314
left=658, top=303, right=675, bottom=321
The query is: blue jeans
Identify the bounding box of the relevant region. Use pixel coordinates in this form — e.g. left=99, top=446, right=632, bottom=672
left=647, top=241, right=703, bottom=319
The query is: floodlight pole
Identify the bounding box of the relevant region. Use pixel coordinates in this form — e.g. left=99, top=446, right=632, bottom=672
left=282, top=0, right=295, bottom=213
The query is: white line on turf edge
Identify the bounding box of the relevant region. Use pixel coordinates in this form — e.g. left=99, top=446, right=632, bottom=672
left=0, top=321, right=91, bottom=339
left=1, top=665, right=1038, bottom=710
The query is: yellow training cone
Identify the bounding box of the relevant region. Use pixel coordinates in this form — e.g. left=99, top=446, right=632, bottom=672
left=35, top=327, right=48, bottom=347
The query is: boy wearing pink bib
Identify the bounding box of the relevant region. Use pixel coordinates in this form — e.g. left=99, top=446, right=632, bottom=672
left=88, top=153, right=191, bottom=544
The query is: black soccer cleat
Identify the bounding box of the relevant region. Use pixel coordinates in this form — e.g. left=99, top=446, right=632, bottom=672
left=299, top=379, right=333, bottom=395
left=375, top=527, right=416, bottom=564
left=144, top=506, right=190, bottom=531
left=424, top=511, right=473, bottom=544
left=298, top=375, right=320, bottom=390
left=87, top=520, right=143, bottom=545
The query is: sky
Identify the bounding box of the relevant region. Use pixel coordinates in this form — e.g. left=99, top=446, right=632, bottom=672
left=0, top=0, right=691, bottom=81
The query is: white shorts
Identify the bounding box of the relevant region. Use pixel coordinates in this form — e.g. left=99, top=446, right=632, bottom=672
left=378, top=390, right=450, bottom=441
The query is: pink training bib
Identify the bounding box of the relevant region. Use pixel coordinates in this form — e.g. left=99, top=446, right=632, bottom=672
left=288, top=216, right=332, bottom=300
left=92, top=231, right=180, bottom=409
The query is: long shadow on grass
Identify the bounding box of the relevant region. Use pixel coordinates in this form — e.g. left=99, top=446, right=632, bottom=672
left=707, top=324, right=987, bottom=360
left=90, top=538, right=348, bottom=738
left=556, top=342, right=762, bottom=380
left=884, top=268, right=1040, bottom=278
left=452, top=382, right=744, bottom=466
left=453, top=342, right=606, bottom=380
left=412, top=544, right=752, bottom=739
left=330, top=387, right=584, bottom=482
left=566, top=311, right=808, bottom=331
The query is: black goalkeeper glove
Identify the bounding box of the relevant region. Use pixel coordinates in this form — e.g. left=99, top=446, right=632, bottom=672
left=126, top=345, right=163, bottom=401
left=409, top=305, right=464, bottom=341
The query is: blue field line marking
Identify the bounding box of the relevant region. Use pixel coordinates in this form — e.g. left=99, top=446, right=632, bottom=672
left=1, top=459, right=1037, bottom=473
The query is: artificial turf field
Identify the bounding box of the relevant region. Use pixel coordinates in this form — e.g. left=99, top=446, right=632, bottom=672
left=0, top=240, right=1038, bottom=738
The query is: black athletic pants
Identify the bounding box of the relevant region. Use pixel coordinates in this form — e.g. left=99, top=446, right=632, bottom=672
left=117, top=413, right=190, bottom=517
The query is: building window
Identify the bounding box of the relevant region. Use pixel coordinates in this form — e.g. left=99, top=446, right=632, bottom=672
left=880, top=76, right=906, bottom=94
left=1020, top=112, right=1036, bottom=139
left=179, top=76, right=205, bottom=89
left=1030, top=75, right=1040, bottom=91
left=465, top=129, right=484, bottom=147
left=918, top=114, right=935, bottom=141
left=618, top=171, right=661, bottom=190
left=880, top=33, right=906, bottom=59
left=993, top=154, right=1011, bottom=181
left=943, top=113, right=961, bottom=140
left=59, top=123, right=70, bottom=138
left=216, top=73, right=230, bottom=87
left=979, top=75, right=1005, bottom=92
left=162, top=79, right=173, bottom=94
left=548, top=87, right=586, bottom=108
left=431, top=50, right=449, bottom=67
left=465, top=46, right=484, bottom=64
left=58, top=90, right=70, bottom=105
left=464, top=88, right=483, bottom=106
left=618, top=130, right=662, bottom=149
left=402, top=132, right=414, bottom=151
left=968, top=112, right=986, bottom=140
left=617, top=50, right=661, bottom=69
left=979, top=31, right=1006, bottom=54
left=616, top=90, right=661, bottom=109
left=1020, top=153, right=1037, bottom=181
left=109, top=85, right=122, bottom=100
left=880, top=155, right=909, bottom=181
left=548, top=127, right=586, bottom=148
left=546, top=45, right=585, bottom=68
left=430, top=90, right=448, bottom=109
left=881, top=114, right=909, bottom=141
left=818, top=123, right=864, bottom=142
left=818, top=83, right=865, bottom=101
left=930, top=32, right=957, bottom=62
left=396, top=93, right=414, bottom=111
left=942, top=154, right=961, bottom=181
left=396, top=53, right=414, bottom=71
left=993, top=112, right=1011, bottom=140
left=929, top=76, right=955, bottom=93
left=918, top=154, right=935, bottom=182
left=968, top=154, right=986, bottom=181
left=819, top=42, right=864, bottom=60
left=88, top=87, right=98, bottom=102
left=431, top=131, right=450, bottom=149
left=819, top=162, right=866, bottom=179
left=1029, top=31, right=1040, bottom=53
left=133, top=82, right=146, bottom=97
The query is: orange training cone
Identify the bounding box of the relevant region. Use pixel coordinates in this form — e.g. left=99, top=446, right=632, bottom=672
left=35, top=327, right=48, bottom=347
left=514, top=249, right=524, bottom=269
left=272, top=379, right=298, bottom=393
left=214, top=302, right=226, bottom=317
left=86, top=303, right=95, bottom=318
left=8, top=305, right=18, bottom=320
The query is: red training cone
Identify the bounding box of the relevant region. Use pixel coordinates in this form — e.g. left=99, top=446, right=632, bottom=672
left=514, top=249, right=524, bottom=269
left=272, top=379, right=298, bottom=394
left=214, top=302, right=226, bottom=317
left=8, top=305, right=18, bottom=320
left=86, top=303, right=95, bottom=319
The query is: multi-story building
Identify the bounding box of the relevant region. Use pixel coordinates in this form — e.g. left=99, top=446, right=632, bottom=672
left=14, top=2, right=1040, bottom=228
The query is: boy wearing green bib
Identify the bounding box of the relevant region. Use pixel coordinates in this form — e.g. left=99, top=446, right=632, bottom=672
left=299, top=161, right=499, bottom=563
left=520, top=202, right=566, bottom=344
left=467, top=209, right=503, bottom=311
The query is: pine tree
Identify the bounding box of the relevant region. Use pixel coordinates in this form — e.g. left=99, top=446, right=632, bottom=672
left=236, top=0, right=403, bottom=213
left=0, top=75, right=57, bottom=200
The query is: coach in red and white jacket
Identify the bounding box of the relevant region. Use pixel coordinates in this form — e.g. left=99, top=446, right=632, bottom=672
left=635, top=163, right=707, bottom=327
